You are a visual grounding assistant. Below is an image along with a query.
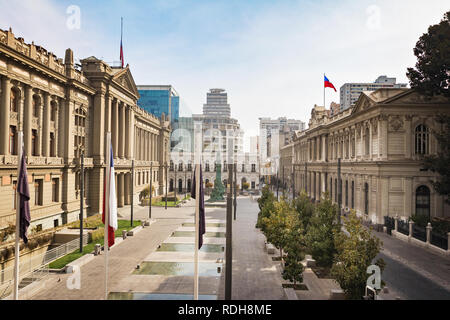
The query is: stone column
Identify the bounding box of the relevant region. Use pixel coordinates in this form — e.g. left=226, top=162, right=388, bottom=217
left=125, top=107, right=130, bottom=159
left=118, top=172, right=124, bottom=207
left=23, top=85, right=33, bottom=157
left=54, top=99, right=59, bottom=157
left=124, top=173, right=130, bottom=205
left=112, top=99, right=119, bottom=156
left=119, top=102, right=125, bottom=158
left=37, top=93, right=44, bottom=156
left=381, top=116, right=388, bottom=160
left=105, top=95, right=112, bottom=134
left=369, top=121, right=373, bottom=159
left=1, top=76, right=11, bottom=155
left=92, top=92, right=105, bottom=161
left=42, top=93, right=51, bottom=157
left=404, top=115, right=412, bottom=158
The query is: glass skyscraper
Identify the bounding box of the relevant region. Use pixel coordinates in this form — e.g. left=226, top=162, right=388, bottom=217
left=137, top=85, right=180, bottom=124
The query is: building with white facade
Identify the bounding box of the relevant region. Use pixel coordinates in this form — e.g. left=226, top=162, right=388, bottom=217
left=340, top=75, right=408, bottom=112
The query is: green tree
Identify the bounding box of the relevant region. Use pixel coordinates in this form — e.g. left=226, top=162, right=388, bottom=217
left=262, top=198, right=292, bottom=259
left=256, top=185, right=277, bottom=231
left=406, top=11, right=450, bottom=98
left=282, top=203, right=306, bottom=287
left=305, top=194, right=340, bottom=268
left=331, top=211, right=384, bottom=300
left=422, top=114, right=450, bottom=204
left=292, top=190, right=315, bottom=233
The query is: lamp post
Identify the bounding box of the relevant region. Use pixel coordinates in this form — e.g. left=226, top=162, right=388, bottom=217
left=149, top=162, right=152, bottom=219
left=130, top=159, right=134, bottom=227
left=165, top=162, right=168, bottom=210
left=79, top=147, right=84, bottom=253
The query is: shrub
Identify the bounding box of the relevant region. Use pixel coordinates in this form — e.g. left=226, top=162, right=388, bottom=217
left=206, top=182, right=214, bottom=188
left=242, top=182, right=250, bottom=190
left=140, top=184, right=155, bottom=200
left=91, top=227, right=104, bottom=242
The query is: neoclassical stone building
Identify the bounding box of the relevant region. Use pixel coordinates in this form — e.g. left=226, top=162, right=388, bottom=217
left=0, top=28, right=170, bottom=231
left=281, top=88, right=450, bottom=225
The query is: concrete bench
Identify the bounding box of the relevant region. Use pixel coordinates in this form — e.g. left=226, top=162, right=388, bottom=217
left=329, top=289, right=345, bottom=300
left=266, top=243, right=276, bottom=254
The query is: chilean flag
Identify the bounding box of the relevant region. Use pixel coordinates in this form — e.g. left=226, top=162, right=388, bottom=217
left=102, top=143, right=118, bottom=248
left=324, top=75, right=337, bottom=92
left=120, top=38, right=124, bottom=68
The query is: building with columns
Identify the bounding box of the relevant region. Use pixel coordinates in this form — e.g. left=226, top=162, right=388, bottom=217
left=281, top=88, right=450, bottom=226
left=0, top=27, right=170, bottom=231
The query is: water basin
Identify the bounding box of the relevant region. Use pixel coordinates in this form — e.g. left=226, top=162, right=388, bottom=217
left=133, top=261, right=222, bottom=276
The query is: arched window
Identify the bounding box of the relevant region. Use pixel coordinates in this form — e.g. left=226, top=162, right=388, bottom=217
left=345, top=180, right=348, bottom=207
left=178, top=162, right=183, bottom=171
left=364, top=183, right=369, bottom=215
left=187, top=179, right=191, bottom=191
left=169, top=179, right=174, bottom=192
left=416, top=185, right=430, bottom=219
left=178, top=179, right=183, bottom=192
left=415, top=124, right=429, bottom=155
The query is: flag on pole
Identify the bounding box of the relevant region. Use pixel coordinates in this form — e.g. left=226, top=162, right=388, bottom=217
left=102, top=144, right=118, bottom=248
left=324, top=75, right=337, bottom=92
left=191, top=165, right=205, bottom=249
left=17, top=149, right=31, bottom=243
left=120, top=17, right=124, bottom=68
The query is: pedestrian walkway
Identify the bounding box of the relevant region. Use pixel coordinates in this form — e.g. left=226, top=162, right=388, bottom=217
left=31, top=205, right=195, bottom=300
left=218, top=197, right=286, bottom=300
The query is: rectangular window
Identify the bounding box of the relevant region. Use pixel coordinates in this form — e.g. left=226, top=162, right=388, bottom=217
left=32, top=129, right=38, bottom=156
left=50, top=132, right=55, bottom=157
left=9, top=126, right=17, bottom=155
left=53, top=219, right=59, bottom=228
left=13, top=181, right=17, bottom=210
left=34, top=179, right=43, bottom=206
left=36, top=224, right=42, bottom=232
left=251, top=164, right=256, bottom=172
left=52, top=178, right=59, bottom=202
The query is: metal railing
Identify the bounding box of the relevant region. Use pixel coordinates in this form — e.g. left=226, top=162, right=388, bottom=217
left=0, top=234, right=88, bottom=299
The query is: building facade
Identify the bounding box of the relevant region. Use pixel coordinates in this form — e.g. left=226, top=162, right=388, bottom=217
left=168, top=89, right=259, bottom=191
left=282, top=88, right=450, bottom=225
left=0, top=28, right=170, bottom=231
left=137, top=85, right=180, bottom=125
left=339, top=75, right=408, bottom=112
left=259, top=116, right=306, bottom=179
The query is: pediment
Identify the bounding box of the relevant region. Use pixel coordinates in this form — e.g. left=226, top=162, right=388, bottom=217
left=382, top=89, right=450, bottom=105
left=351, top=93, right=376, bottom=115
left=112, top=66, right=140, bottom=99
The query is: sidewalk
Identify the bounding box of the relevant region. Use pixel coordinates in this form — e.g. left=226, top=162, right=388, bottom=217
left=218, top=197, right=286, bottom=300
left=31, top=205, right=195, bottom=300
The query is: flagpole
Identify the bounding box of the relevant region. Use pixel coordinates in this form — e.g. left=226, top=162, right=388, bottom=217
left=194, top=164, right=200, bottom=300
left=104, top=132, right=111, bottom=300
left=323, top=73, right=326, bottom=108
left=13, top=131, right=23, bottom=300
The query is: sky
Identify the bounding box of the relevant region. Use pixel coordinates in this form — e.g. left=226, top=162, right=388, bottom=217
left=1, top=0, right=448, bottom=148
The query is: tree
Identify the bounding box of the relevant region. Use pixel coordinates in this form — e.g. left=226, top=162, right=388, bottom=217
left=282, top=203, right=306, bottom=287
left=293, top=190, right=315, bottom=233
left=256, top=185, right=277, bottom=231
left=262, top=198, right=292, bottom=259
left=331, top=211, right=384, bottom=300
left=422, top=114, right=450, bottom=204
left=305, top=194, right=340, bottom=268
left=406, top=11, right=450, bottom=98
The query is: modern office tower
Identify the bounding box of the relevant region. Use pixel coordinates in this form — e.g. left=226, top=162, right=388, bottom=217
left=137, top=85, right=180, bottom=124
left=339, top=75, right=408, bottom=112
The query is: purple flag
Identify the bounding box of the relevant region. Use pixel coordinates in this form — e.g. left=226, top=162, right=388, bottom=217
left=17, top=153, right=31, bottom=244
left=191, top=165, right=205, bottom=249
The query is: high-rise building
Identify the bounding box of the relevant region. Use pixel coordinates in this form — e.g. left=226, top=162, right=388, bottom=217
left=339, top=75, right=407, bottom=112
left=168, top=89, right=260, bottom=191
left=258, top=117, right=306, bottom=177
left=137, top=85, right=180, bottom=124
